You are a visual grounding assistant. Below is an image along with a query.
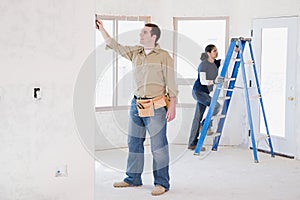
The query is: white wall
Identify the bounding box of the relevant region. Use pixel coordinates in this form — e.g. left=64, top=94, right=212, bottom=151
left=96, top=0, right=300, bottom=158
left=1, top=0, right=299, bottom=199
left=0, top=0, right=95, bottom=199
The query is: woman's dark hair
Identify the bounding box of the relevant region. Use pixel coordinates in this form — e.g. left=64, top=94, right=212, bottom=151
left=145, top=23, right=161, bottom=44
left=200, top=44, right=216, bottom=61
left=200, top=53, right=208, bottom=61
left=205, top=44, right=216, bottom=53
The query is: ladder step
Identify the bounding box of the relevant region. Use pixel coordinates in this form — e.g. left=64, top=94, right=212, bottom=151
left=228, top=78, right=236, bottom=81
left=232, top=59, right=254, bottom=64
left=209, top=132, right=221, bottom=137
left=255, top=134, right=271, bottom=147
left=256, top=133, right=271, bottom=140
left=234, top=86, right=257, bottom=89
left=256, top=135, right=269, bottom=140
left=244, top=60, right=254, bottom=64
left=212, top=114, right=226, bottom=120
left=250, top=94, right=261, bottom=99
left=238, top=37, right=252, bottom=41
left=218, top=96, right=231, bottom=100
left=234, top=86, right=244, bottom=89
left=197, top=132, right=221, bottom=139
left=234, top=86, right=257, bottom=90
left=223, top=88, right=234, bottom=92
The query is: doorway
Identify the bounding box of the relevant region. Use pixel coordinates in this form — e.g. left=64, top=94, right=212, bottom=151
left=252, top=16, right=298, bottom=157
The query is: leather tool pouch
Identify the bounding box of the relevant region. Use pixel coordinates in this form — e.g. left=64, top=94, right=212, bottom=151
left=136, top=99, right=154, bottom=117
left=153, top=96, right=167, bottom=109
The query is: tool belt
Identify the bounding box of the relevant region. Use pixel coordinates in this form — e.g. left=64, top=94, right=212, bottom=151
left=135, top=95, right=169, bottom=117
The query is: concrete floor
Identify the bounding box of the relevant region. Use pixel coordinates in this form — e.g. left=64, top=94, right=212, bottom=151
left=95, top=144, right=300, bottom=200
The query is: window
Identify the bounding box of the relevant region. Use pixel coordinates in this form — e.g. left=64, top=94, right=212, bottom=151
left=95, top=16, right=228, bottom=108
left=95, top=15, right=150, bottom=109
left=173, top=17, right=229, bottom=105
left=260, top=27, right=288, bottom=137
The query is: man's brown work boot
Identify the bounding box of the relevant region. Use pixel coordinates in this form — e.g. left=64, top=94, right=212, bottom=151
left=151, top=185, right=167, bottom=196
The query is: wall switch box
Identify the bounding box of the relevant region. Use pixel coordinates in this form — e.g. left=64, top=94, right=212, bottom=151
left=33, top=87, right=41, bottom=100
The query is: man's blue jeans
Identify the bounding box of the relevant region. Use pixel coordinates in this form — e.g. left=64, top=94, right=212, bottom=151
left=124, top=98, right=170, bottom=190
left=188, top=89, right=220, bottom=147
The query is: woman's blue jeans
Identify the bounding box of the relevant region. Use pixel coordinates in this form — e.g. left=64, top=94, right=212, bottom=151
left=188, top=89, right=220, bottom=147
left=124, top=98, right=170, bottom=190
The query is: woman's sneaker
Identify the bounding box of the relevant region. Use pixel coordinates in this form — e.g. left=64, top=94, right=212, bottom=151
left=187, top=145, right=206, bottom=151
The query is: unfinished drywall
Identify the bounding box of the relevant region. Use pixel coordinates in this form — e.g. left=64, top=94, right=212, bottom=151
left=0, top=0, right=95, bottom=199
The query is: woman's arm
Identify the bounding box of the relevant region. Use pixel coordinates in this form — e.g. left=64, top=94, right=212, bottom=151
left=199, top=72, right=214, bottom=85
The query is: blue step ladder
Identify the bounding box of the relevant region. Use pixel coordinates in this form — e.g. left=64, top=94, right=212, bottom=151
left=194, top=37, right=275, bottom=163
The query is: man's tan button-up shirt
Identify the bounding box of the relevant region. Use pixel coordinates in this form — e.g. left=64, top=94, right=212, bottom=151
left=106, top=39, right=178, bottom=98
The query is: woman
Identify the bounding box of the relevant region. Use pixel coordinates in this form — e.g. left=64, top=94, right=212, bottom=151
left=187, top=44, right=222, bottom=150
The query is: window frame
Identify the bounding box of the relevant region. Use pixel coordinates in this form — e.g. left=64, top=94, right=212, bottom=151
left=95, top=15, right=150, bottom=111
left=173, top=16, right=229, bottom=107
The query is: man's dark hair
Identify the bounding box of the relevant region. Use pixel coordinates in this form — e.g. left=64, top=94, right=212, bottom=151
left=145, top=23, right=161, bottom=44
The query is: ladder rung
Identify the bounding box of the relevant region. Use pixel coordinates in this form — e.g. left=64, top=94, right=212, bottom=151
left=255, top=135, right=270, bottom=147
left=250, top=94, right=261, bottom=99
left=244, top=60, right=254, bottom=64
left=239, top=37, right=252, bottom=41
left=233, top=58, right=241, bottom=62
left=256, top=135, right=268, bottom=141
left=215, top=132, right=221, bottom=137
left=235, top=86, right=255, bottom=89
left=231, top=37, right=252, bottom=42
left=209, top=132, right=221, bottom=137
left=218, top=96, right=231, bottom=100
left=198, top=132, right=221, bottom=139
left=234, top=86, right=257, bottom=90
left=223, top=88, right=234, bottom=92
left=212, top=114, right=226, bottom=120
left=255, top=133, right=271, bottom=139
left=227, top=78, right=236, bottom=81
left=234, top=86, right=244, bottom=89
left=233, top=60, right=254, bottom=64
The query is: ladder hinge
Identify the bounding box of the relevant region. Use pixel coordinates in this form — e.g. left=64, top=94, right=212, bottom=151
left=251, top=29, right=253, bottom=37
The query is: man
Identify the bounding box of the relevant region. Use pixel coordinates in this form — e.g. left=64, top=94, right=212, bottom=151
left=95, top=19, right=178, bottom=196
